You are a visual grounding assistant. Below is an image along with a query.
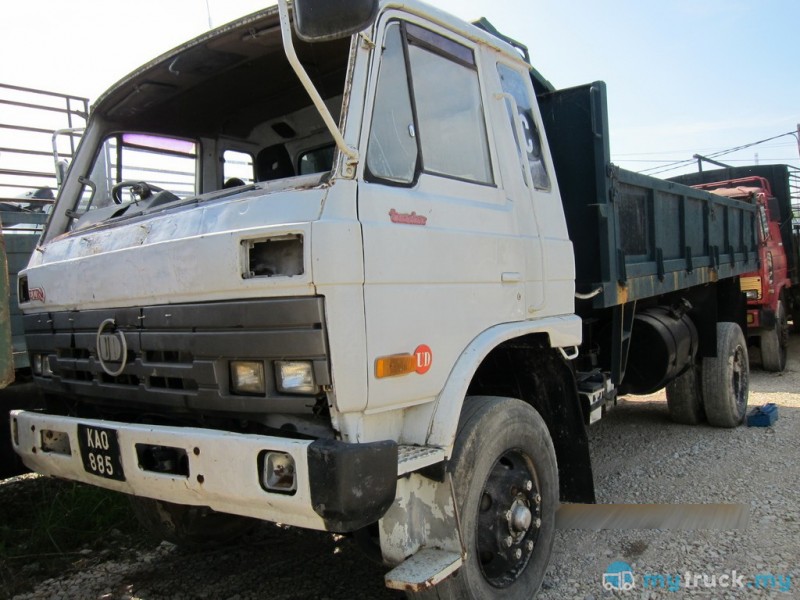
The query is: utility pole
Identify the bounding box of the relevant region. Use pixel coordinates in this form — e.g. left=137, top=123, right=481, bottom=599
left=205, top=0, right=214, bottom=29
left=796, top=123, right=800, bottom=160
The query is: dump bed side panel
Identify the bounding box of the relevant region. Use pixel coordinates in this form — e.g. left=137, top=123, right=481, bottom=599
left=0, top=230, right=12, bottom=388
left=1, top=214, right=47, bottom=368
left=537, top=81, right=758, bottom=309
left=669, top=165, right=800, bottom=285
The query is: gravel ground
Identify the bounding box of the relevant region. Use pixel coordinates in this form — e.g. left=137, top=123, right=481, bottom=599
left=5, top=337, right=800, bottom=599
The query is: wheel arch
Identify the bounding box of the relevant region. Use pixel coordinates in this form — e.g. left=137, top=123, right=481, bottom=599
left=425, top=315, right=595, bottom=503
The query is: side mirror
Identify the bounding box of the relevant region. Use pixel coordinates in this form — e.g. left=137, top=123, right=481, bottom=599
left=293, top=0, right=379, bottom=42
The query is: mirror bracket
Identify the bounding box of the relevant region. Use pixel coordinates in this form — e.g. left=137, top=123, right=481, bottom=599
left=277, top=0, right=360, bottom=174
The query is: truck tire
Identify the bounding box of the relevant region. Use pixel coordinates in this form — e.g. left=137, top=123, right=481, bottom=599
left=760, top=300, right=788, bottom=372
left=702, top=322, right=749, bottom=428
left=407, top=396, right=557, bottom=600
left=665, top=364, right=705, bottom=425
left=130, top=497, right=256, bottom=548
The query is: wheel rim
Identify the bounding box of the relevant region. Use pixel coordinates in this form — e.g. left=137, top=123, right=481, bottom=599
left=476, top=448, right=541, bottom=588
left=730, top=343, right=747, bottom=414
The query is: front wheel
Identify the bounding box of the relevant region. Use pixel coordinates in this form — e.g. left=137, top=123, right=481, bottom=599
left=702, top=322, right=749, bottom=428
left=408, top=396, right=558, bottom=599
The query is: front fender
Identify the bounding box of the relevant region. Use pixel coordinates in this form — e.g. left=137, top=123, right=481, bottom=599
left=424, top=315, right=581, bottom=451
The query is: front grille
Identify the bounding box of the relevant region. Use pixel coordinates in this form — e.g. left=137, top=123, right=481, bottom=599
left=24, top=297, right=330, bottom=415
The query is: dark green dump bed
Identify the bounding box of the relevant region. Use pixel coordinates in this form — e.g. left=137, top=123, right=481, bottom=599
left=0, top=231, right=12, bottom=387
left=536, top=81, right=758, bottom=309
left=0, top=213, right=46, bottom=370
left=669, top=165, right=800, bottom=286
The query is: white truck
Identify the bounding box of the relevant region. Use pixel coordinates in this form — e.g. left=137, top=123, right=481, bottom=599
left=11, top=1, right=756, bottom=597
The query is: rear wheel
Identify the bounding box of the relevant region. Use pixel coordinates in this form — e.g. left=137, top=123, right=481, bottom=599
left=702, top=322, right=749, bottom=428
left=407, top=396, right=557, bottom=600
left=665, top=364, right=705, bottom=425
left=130, top=497, right=256, bottom=548
left=760, top=300, right=789, bottom=372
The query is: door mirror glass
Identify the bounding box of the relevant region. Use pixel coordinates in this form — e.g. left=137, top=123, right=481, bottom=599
left=293, top=0, right=378, bottom=42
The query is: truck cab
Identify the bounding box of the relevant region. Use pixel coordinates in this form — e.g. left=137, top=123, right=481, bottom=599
left=684, top=175, right=793, bottom=371
left=14, top=2, right=582, bottom=592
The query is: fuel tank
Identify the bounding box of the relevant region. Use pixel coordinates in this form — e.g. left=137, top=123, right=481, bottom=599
left=623, top=304, right=698, bottom=395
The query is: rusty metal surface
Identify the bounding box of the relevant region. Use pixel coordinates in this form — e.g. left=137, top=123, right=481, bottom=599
left=0, top=227, right=14, bottom=388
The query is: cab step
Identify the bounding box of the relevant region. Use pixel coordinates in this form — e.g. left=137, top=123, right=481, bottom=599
left=384, top=548, right=463, bottom=592
left=397, top=445, right=446, bottom=476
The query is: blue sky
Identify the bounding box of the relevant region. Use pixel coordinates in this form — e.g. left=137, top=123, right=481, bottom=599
left=2, top=0, right=798, bottom=177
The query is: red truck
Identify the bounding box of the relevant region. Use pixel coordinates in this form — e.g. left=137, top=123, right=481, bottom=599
left=671, top=165, right=800, bottom=372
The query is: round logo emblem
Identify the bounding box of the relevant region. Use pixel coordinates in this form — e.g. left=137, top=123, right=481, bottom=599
left=96, top=318, right=128, bottom=377
left=414, top=345, right=432, bottom=375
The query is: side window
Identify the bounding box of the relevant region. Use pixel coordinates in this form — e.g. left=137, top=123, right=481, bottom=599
left=366, top=22, right=418, bottom=184
left=223, top=150, right=254, bottom=187
left=406, top=25, right=492, bottom=184
left=366, top=21, right=493, bottom=186
left=758, top=205, right=769, bottom=242
left=497, top=63, right=550, bottom=191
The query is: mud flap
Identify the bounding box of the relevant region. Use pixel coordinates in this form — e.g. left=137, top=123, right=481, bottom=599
left=379, top=472, right=464, bottom=570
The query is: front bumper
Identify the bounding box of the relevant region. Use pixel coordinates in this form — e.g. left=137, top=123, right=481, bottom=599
left=11, top=410, right=398, bottom=532
left=747, top=307, right=776, bottom=331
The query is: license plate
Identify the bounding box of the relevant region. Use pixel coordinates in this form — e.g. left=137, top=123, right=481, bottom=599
left=77, top=424, right=125, bottom=481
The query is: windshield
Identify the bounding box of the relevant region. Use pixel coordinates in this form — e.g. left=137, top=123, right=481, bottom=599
left=76, top=133, right=197, bottom=213
left=45, top=7, right=351, bottom=240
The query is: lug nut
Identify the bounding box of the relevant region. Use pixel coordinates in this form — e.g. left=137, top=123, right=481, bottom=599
left=526, top=541, right=534, bottom=552
left=525, top=480, right=533, bottom=491
left=514, top=548, right=522, bottom=560
left=505, top=510, right=513, bottom=521
left=534, top=493, right=541, bottom=504
left=534, top=518, right=542, bottom=528
left=504, top=536, right=513, bottom=548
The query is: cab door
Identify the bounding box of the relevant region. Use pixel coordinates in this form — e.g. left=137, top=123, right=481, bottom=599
left=357, top=15, right=530, bottom=417
left=492, top=60, right=569, bottom=318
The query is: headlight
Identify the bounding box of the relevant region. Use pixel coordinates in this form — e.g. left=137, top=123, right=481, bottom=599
left=275, top=361, right=317, bottom=395
left=745, top=290, right=760, bottom=300
left=230, top=361, right=266, bottom=395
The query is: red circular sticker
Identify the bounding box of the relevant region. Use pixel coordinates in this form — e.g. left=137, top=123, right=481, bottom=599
left=414, top=345, right=433, bottom=375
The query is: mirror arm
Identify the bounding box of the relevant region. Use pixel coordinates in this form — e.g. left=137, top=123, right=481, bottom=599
left=277, top=0, right=359, bottom=168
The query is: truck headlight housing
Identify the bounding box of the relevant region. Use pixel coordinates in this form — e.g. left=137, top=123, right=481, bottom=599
left=745, top=290, right=759, bottom=300
left=275, top=361, right=317, bottom=395
left=230, top=361, right=266, bottom=395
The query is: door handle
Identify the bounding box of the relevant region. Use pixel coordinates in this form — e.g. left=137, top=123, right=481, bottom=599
left=501, top=272, right=522, bottom=283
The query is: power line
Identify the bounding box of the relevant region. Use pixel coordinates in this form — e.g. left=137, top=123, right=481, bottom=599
left=613, top=142, right=797, bottom=158
left=620, top=157, right=800, bottom=164
left=636, top=130, right=799, bottom=176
